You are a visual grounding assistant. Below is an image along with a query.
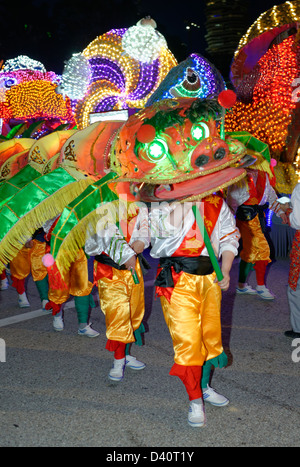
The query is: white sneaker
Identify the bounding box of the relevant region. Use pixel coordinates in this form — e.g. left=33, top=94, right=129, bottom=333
left=0, top=278, right=9, bottom=290
left=188, top=399, right=206, bottom=427
left=108, top=358, right=125, bottom=381
left=256, top=285, right=275, bottom=300
left=53, top=315, right=64, bottom=332
left=77, top=324, right=99, bottom=338
left=125, top=355, right=146, bottom=370
left=18, top=292, right=30, bottom=308
left=236, top=284, right=257, bottom=295
left=202, top=385, right=229, bottom=407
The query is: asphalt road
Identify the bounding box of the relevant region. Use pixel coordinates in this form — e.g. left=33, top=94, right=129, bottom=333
left=0, top=251, right=299, bottom=449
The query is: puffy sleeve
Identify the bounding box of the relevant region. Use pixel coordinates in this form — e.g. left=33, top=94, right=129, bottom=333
left=129, top=204, right=150, bottom=249
left=85, top=223, right=136, bottom=266
left=218, top=200, right=241, bottom=257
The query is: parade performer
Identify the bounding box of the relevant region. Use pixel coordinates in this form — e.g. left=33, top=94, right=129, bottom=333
left=9, top=228, right=50, bottom=310
left=43, top=217, right=99, bottom=337
left=226, top=157, right=288, bottom=300
left=150, top=196, right=239, bottom=427
left=45, top=96, right=252, bottom=427
left=283, top=183, right=300, bottom=338
left=84, top=202, right=149, bottom=381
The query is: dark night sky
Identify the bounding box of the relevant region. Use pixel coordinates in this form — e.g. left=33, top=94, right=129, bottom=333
left=0, top=0, right=285, bottom=76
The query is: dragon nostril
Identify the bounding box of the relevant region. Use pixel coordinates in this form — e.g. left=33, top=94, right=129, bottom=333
left=194, top=155, right=209, bottom=167
left=214, top=147, right=226, bottom=160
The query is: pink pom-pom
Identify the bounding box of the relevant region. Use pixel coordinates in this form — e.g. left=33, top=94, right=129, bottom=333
left=42, top=253, right=55, bottom=268
left=270, top=158, right=277, bottom=167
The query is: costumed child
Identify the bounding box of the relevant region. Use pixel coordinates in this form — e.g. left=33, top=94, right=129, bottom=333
left=226, top=156, right=288, bottom=300
left=42, top=217, right=99, bottom=337
left=149, top=195, right=240, bottom=427
left=9, top=228, right=50, bottom=310
left=281, top=183, right=300, bottom=338
left=84, top=201, right=150, bottom=381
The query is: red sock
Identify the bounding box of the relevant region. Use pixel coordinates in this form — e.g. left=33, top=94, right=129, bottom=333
left=0, top=271, right=6, bottom=280
left=105, top=339, right=126, bottom=360
left=45, top=301, right=61, bottom=316
left=11, top=276, right=25, bottom=294
left=170, top=363, right=202, bottom=401
left=254, top=260, right=269, bottom=286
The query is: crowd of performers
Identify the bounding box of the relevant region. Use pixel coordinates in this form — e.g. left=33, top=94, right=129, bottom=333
left=0, top=164, right=299, bottom=429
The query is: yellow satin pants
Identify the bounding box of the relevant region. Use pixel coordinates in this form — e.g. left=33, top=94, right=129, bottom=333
left=160, top=271, right=223, bottom=367
left=48, top=249, right=93, bottom=304
left=95, top=259, right=144, bottom=344
left=237, top=215, right=270, bottom=264
left=10, top=240, right=47, bottom=282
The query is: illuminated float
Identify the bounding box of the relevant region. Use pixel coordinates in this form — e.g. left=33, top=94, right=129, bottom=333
left=225, top=0, right=300, bottom=192
left=0, top=55, right=75, bottom=138
left=59, top=18, right=177, bottom=129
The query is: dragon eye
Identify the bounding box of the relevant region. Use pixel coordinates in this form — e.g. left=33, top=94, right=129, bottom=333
left=147, top=138, right=168, bottom=161
left=191, top=122, right=210, bottom=141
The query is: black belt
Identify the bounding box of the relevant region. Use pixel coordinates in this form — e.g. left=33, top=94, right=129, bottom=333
left=236, top=203, right=268, bottom=233
left=155, top=256, right=214, bottom=288
left=95, top=253, right=151, bottom=275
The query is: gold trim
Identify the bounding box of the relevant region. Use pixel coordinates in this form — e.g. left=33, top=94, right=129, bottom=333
left=115, top=151, right=246, bottom=185
left=178, top=171, right=246, bottom=203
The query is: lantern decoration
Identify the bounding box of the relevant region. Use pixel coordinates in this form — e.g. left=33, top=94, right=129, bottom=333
left=71, top=21, right=177, bottom=129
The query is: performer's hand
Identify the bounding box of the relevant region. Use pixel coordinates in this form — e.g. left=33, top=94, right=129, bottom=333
left=125, top=255, right=137, bottom=272
left=279, top=212, right=289, bottom=224
left=280, top=202, right=290, bottom=212
left=25, top=240, right=34, bottom=249
left=217, top=271, right=230, bottom=291
left=131, top=240, right=145, bottom=254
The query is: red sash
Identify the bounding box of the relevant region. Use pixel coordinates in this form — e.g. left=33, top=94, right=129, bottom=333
left=244, top=171, right=266, bottom=206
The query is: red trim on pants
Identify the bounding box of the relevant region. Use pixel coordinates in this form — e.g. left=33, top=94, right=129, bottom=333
left=0, top=271, right=6, bottom=280
left=11, top=276, right=25, bottom=294
left=170, top=363, right=202, bottom=401
left=105, top=339, right=126, bottom=359
left=254, top=260, right=269, bottom=286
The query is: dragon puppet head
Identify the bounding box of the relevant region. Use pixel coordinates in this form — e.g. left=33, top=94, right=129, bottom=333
left=108, top=97, right=248, bottom=202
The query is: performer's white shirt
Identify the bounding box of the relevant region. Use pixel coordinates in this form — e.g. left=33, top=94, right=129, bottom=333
left=85, top=204, right=150, bottom=266
left=149, top=199, right=240, bottom=259
left=226, top=170, right=284, bottom=217
left=290, top=183, right=300, bottom=231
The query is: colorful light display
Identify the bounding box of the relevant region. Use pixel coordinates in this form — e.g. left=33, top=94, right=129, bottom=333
left=235, top=1, right=300, bottom=57
left=0, top=56, right=75, bottom=132
left=146, top=53, right=226, bottom=106
left=226, top=35, right=300, bottom=167
left=73, top=24, right=177, bottom=129
left=122, top=18, right=167, bottom=63
left=60, top=53, right=91, bottom=101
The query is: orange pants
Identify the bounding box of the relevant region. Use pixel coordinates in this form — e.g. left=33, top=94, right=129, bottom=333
left=10, top=240, right=47, bottom=282
left=95, top=259, right=144, bottom=345
left=48, top=249, right=92, bottom=305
